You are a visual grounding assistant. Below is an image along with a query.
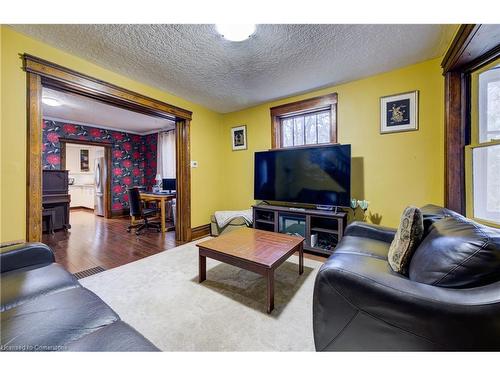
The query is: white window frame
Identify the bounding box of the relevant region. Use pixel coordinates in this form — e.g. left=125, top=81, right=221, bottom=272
left=468, top=61, right=500, bottom=227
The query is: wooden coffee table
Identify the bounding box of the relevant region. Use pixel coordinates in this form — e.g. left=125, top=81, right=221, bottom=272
left=196, top=228, right=304, bottom=313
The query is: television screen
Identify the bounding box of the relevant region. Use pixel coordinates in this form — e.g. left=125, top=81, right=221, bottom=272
left=254, top=144, right=351, bottom=207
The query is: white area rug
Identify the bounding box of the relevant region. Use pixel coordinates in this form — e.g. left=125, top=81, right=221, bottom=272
left=80, top=238, right=323, bottom=351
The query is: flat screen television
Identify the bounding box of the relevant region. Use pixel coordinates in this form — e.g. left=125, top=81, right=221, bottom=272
left=254, top=144, right=351, bottom=207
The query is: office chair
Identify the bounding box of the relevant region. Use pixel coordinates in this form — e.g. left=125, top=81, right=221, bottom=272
left=126, top=187, right=161, bottom=235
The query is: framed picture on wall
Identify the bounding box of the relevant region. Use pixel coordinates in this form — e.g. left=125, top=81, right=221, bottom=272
left=80, top=149, right=89, bottom=171
left=380, top=90, right=419, bottom=134
left=231, top=125, right=247, bottom=151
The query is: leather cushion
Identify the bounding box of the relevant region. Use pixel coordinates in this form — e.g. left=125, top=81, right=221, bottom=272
left=409, top=216, right=500, bottom=288
left=1, top=263, right=79, bottom=312
left=420, top=204, right=461, bottom=236
left=343, top=221, right=396, bottom=243
left=388, top=206, right=424, bottom=275
left=1, top=287, right=119, bottom=351
left=333, top=235, right=390, bottom=260
left=64, top=321, right=159, bottom=351
left=0, top=242, right=55, bottom=273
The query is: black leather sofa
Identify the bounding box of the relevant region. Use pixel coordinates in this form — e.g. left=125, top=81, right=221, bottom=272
left=1, top=242, right=159, bottom=351
left=313, top=205, right=500, bottom=351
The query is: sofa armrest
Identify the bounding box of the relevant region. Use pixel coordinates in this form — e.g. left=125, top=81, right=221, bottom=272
left=313, top=252, right=500, bottom=351
left=1, top=242, right=55, bottom=273
left=343, top=221, right=396, bottom=243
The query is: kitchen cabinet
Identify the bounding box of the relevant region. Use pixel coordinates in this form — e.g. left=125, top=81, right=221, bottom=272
left=69, top=185, right=95, bottom=209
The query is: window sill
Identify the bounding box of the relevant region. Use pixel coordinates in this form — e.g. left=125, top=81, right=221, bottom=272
left=470, top=216, right=500, bottom=229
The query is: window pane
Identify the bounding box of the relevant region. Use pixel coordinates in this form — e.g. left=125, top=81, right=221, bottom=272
left=317, top=112, right=331, bottom=143
left=281, top=109, right=332, bottom=147
left=282, top=118, right=293, bottom=147
left=304, top=114, right=317, bottom=144
left=473, top=144, right=500, bottom=224
left=479, top=66, right=500, bottom=143
left=294, top=116, right=304, bottom=146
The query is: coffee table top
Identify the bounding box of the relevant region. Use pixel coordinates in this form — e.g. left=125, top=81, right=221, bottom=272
left=197, top=228, right=304, bottom=267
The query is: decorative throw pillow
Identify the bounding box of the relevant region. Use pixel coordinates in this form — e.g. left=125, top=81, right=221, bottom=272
left=388, top=206, right=424, bottom=274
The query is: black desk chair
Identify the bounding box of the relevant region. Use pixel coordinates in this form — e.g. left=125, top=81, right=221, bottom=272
left=126, top=187, right=161, bottom=235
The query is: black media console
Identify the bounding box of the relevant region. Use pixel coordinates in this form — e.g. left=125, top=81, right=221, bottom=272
left=252, top=204, right=347, bottom=256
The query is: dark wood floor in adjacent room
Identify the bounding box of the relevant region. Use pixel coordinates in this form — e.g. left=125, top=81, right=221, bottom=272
left=42, top=209, right=180, bottom=274
left=43, top=208, right=327, bottom=275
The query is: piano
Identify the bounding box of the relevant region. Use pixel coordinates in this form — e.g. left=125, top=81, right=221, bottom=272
left=43, top=170, right=71, bottom=232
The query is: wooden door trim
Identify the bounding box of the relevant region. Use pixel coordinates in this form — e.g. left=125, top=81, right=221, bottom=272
left=441, top=24, right=500, bottom=214
left=59, top=139, right=113, bottom=219
left=26, top=73, right=43, bottom=242
left=175, top=119, right=191, bottom=242
left=25, top=55, right=193, bottom=243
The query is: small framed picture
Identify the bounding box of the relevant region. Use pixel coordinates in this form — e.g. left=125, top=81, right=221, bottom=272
left=380, top=91, right=418, bottom=134
left=231, top=125, right=247, bottom=151
left=80, top=149, right=90, bottom=171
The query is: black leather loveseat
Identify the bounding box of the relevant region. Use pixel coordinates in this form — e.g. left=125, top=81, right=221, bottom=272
left=313, top=205, right=500, bottom=351
left=1, top=242, right=159, bottom=351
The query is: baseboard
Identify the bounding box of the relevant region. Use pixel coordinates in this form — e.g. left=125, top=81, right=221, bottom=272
left=1, top=239, right=25, bottom=248
left=70, top=206, right=94, bottom=211
left=111, top=208, right=130, bottom=218
left=191, top=224, right=211, bottom=240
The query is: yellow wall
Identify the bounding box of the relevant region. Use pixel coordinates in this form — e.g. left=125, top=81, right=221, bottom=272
left=1, top=24, right=447, bottom=242
left=0, top=26, right=224, bottom=242
left=220, top=58, right=445, bottom=227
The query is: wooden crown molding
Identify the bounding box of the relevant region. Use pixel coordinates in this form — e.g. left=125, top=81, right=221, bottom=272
left=22, top=54, right=192, bottom=121
left=442, top=24, right=500, bottom=74
left=270, top=93, right=338, bottom=118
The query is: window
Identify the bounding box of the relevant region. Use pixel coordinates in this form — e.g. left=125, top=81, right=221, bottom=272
left=470, top=60, right=500, bottom=225
left=280, top=110, right=331, bottom=147
left=270, top=93, right=337, bottom=148
left=479, top=66, right=500, bottom=142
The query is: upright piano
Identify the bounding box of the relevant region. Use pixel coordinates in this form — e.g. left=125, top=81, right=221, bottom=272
left=42, top=170, right=71, bottom=232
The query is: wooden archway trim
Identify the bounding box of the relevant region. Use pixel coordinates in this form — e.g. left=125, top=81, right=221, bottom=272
left=24, top=54, right=192, bottom=243
left=23, top=54, right=192, bottom=121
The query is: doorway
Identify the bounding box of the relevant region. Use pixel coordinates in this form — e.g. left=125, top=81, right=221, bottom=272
left=60, top=140, right=111, bottom=218
left=25, top=54, right=193, bottom=243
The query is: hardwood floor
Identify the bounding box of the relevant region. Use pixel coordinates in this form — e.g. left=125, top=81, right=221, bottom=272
left=43, top=208, right=326, bottom=274
left=43, top=209, right=180, bottom=273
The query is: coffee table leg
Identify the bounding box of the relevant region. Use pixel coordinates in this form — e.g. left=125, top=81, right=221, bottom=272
left=199, top=253, right=206, bottom=283
left=299, top=242, right=304, bottom=275
left=267, top=269, right=274, bottom=314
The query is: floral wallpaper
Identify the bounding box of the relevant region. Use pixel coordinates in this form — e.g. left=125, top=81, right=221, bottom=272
left=143, top=133, right=158, bottom=188
left=42, top=119, right=157, bottom=211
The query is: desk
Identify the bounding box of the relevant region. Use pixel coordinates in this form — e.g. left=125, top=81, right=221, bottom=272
left=139, top=192, right=175, bottom=233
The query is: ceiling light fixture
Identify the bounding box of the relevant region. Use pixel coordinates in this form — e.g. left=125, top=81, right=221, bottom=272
left=42, top=97, right=61, bottom=107
left=215, top=24, right=256, bottom=42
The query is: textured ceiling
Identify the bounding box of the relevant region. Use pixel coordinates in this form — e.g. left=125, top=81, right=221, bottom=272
left=43, top=87, right=175, bottom=134
left=12, top=24, right=456, bottom=113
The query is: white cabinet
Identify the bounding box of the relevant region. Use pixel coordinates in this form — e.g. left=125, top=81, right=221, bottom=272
left=69, top=185, right=95, bottom=209
left=82, top=186, right=95, bottom=209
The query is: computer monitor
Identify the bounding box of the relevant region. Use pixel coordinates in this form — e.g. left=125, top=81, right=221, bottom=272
left=162, top=178, right=176, bottom=192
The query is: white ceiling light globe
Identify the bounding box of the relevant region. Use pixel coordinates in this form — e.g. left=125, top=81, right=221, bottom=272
left=215, top=24, right=256, bottom=42
left=42, top=97, right=61, bottom=107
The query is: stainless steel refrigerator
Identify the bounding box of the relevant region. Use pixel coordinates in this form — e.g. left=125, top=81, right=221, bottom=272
left=94, top=157, right=106, bottom=216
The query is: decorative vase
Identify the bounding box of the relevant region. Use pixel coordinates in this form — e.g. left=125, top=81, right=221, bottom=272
left=357, top=200, right=369, bottom=211
left=350, top=198, right=358, bottom=209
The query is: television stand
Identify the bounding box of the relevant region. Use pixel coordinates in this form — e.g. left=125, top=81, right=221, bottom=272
left=252, top=204, right=347, bottom=256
